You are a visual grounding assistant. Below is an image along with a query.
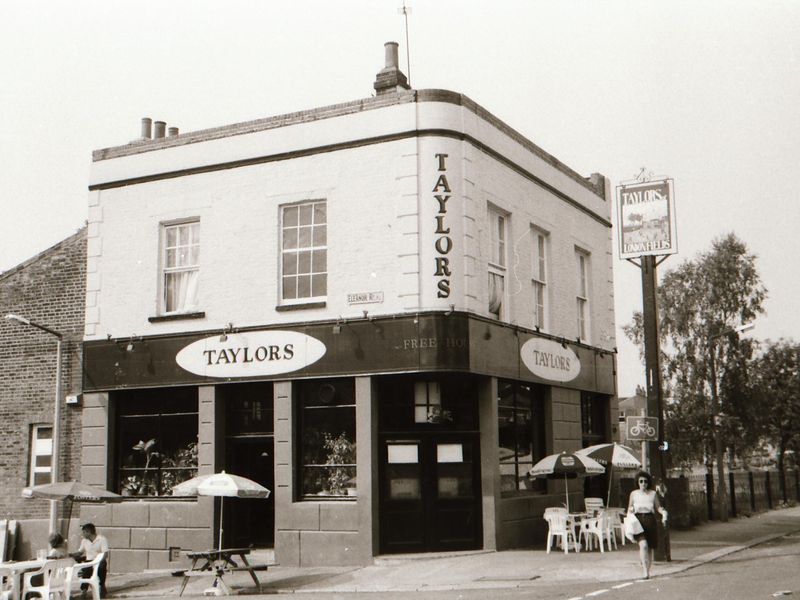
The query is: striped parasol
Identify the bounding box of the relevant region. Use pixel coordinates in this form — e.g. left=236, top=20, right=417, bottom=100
left=529, top=451, right=605, bottom=511
left=577, top=442, right=642, bottom=505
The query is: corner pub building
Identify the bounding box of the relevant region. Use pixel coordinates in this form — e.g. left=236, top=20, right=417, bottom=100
left=79, top=43, right=617, bottom=570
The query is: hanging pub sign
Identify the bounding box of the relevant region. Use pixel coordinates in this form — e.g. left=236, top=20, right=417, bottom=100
left=616, top=178, right=678, bottom=259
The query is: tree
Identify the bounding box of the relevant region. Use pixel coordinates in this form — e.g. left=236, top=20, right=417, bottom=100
left=624, top=233, right=767, bottom=471
left=751, top=340, right=800, bottom=503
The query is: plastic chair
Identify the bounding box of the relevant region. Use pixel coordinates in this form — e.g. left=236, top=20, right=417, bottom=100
left=22, top=558, right=74, bottom=600
left=608, top=510, right=626, bottom=546
left=599, top=509, right=617, bottom=550
left=71, top=553, right=105, bottom=600
left=578, top=515, right=605, bottom=553
left=584, top=497, right=605, bottom=515
left=0, top=567, right=14, bottom=600
left=544, top=512, right=579, bottom=554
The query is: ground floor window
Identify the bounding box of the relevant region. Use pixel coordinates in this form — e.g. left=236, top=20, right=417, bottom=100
left=498, top=381, right=547, bottom=495
left=29, top=424, right=53, bottom=486
left=297, top=378, right=356, bottom=499
left=581, top=391, right=609, bottom=447
left=114, top=387, right=198, bottom=497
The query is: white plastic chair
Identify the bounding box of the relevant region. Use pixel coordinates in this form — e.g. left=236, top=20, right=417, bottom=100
left=71, top=553, right=105, bottom=600
left=544, top=511, right=579, bottom=554
left=584, top=497, right=604, bottom=515
left=0, top=567, right=13, bottom=600
left=22, top=558, right=74, bottom=600
left=578, top=515, right=605, bottom=552
left=599, top=509, right=617, bottom=550
left=608, top=509, right=626, bottom=546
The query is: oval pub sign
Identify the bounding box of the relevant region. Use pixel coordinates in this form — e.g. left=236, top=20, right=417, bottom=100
left=176, top=331, right=326, bottom=378
left=520, top=338, right=580, bottom=383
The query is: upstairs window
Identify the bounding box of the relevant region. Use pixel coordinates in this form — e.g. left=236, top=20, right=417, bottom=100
left=531, top=228, right=548, bottom=330
left=162, top=221, right=200, bottom=314
left=576, top=249, right=590, bottom=342
left=488, top=208, right=507, bottom=319
left=281, top=201, right=327, bottom=302
left=29, top=425, right=53, bottom=486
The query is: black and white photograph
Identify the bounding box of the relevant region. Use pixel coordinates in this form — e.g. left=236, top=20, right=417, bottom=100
left=1, top=2, right=798, bottom=599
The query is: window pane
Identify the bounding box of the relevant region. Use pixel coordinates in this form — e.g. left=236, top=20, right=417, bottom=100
left=283, top=228, right=298, bottom=250
left=311, top=274, right=327, bottom=296
left=283, top=206, right=298, bottom=227
left=282, top=276, right=297, bottom=299
left=283, top=253, right=297, bottom=276
left=297, top=250, right=311, bottom=274
left=312, top=249, right=326, bottom=272
left=312, top=225, right=327, bottom=246
left=297, top=275, right=311, bottom=297
left=313, top=203, right=326, bottom=224
left=299, top=204, right=313, bottom=226
left=166, top=249, right=176, bottom=268
left=298, top=226, right=312, bottom=247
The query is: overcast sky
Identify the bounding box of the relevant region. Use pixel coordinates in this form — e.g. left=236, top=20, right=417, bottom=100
left=2, top=1, right=797, bottom=396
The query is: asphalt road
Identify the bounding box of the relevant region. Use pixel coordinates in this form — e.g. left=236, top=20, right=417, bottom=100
left=128, top=532, right=800, bottom=600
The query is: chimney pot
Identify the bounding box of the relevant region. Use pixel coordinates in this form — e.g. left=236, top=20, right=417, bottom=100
left=153, top=121, right=166, bottom=139
left=168, top=126, right=179, bottom=137
left=384, top=41, right=399, bottom=69
left=140, top=117, right=152, bottom=140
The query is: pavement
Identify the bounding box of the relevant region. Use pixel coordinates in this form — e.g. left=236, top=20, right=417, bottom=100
left=106, top=504, right=800, bottom=597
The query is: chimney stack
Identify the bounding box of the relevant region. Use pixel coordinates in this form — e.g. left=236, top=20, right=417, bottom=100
left=140, top=117, right=152, bottom=140
left=168, top=126, right=179, bottom=137
left=373, top=41, right=410, bottom=96
left=153, top=120, right=166, bottom=139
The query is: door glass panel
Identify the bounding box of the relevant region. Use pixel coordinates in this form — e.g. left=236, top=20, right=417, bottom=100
left=388, top=444, right=418, bottom=463
left=388, top=466, right=421, bottom=499
left=437, top=463, right=473, bottom=498
left=437, top=443, right=463, bottom=463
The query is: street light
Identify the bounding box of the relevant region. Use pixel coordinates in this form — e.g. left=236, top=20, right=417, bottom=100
left=5, top=313, right=64, bottom=534
left=708, top=322, right=754, bottom=522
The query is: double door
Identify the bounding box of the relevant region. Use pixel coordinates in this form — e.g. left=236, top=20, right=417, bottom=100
left=379, top=433, right=481, bottom=553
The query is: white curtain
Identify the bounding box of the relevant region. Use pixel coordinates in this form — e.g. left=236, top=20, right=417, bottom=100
left=168, top=270, right=199, bottom=312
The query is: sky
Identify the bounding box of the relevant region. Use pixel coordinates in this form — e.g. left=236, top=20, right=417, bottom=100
left=1, top=1, right=798, bottom=396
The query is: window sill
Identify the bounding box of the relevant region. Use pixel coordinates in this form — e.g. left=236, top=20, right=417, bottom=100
left=275, top=301, right=326, bottom=312
left=148, top=311, right=206, bottom=323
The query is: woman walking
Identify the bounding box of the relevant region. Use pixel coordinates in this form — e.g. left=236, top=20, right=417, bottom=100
left=627, top=471, right=668, bottom=579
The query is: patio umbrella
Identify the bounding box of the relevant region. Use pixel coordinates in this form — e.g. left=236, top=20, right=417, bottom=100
left=577, top=442, right=642, bottom=506
left=172, top=471, right=271, bottom=551
left=528, top=451, right=605, bottom=512
left=22, top=481, right=123, bottom=536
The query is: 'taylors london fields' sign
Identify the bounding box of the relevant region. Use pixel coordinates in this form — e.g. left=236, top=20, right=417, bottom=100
left=176, top=331, right=326, bottom=378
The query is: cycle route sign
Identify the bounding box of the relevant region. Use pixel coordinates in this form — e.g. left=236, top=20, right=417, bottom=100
left=626, top=416, right=659, bottom=442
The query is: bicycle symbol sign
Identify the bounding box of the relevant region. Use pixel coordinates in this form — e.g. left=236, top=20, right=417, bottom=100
left=626, top=416, right=658, bottom=441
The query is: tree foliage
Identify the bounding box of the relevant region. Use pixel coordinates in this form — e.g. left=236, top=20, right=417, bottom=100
left=751, top=340, right=800, bottom=500
left=623, top=233, right=767, bottom=470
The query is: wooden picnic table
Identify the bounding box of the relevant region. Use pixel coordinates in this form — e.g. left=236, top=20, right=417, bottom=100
left=178, top=548, right=265, bottom=596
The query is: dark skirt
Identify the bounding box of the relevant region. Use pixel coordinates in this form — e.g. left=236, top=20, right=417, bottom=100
left=634, top=512, right=658, bottom=549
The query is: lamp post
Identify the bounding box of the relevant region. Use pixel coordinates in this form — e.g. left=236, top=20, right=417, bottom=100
left=708, top=322, right=754, bottom=522
left=5, top=313, right=63, bottom=534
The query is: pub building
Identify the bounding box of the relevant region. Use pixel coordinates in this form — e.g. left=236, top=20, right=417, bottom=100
left=80, top=43, right=617, bottom=570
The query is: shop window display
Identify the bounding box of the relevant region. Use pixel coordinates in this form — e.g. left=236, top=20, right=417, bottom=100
left=114, top=387, right=198, bottom=497
left=297, top=378, right=356, bottom=498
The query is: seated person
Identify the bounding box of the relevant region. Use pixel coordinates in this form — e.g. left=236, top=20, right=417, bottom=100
left=70, top=523, right=109, bottom=598
left=47, top=533, right=68, bottom=558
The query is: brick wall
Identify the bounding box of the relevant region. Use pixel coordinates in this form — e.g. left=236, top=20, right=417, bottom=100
left=0, top=228, right=86, bottom=520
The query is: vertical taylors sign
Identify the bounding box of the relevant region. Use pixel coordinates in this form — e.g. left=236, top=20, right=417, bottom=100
left=617, top=179, right=678, bottom=259
left=432, top=153, right=453, bottom=298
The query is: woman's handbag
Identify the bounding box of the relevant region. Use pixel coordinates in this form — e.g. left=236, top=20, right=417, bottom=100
left=624, top=512, right=644, bottom=542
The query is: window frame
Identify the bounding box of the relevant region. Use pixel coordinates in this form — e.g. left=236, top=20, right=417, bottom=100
left=531, top=227, right=548, bottom=330
left=497, top=381, right=547, bottom=496
left=488, top=207, right=508, bottom=319
left=576, top=248, right=590, bottom=342
left=160, top=218, right=201, bottom=315
left=29, top=424, right=53, bottom=487
left=297, top=378, right=357, bottom=500
left=280, top=200, right=328, bottom=305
